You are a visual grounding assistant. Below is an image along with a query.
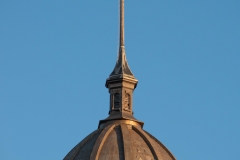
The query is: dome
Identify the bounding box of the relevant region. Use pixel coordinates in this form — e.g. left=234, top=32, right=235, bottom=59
left=64, top=120, right=175, bottom=160
left=64, top=0, right=176, bottom=159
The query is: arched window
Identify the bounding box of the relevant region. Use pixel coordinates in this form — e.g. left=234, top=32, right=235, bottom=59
left=114, top=93, right=120, bottom=109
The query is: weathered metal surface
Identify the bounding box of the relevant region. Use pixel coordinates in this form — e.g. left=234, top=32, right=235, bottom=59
left=109, top=0, right=134, bottom=79
left=63, top=129, right=103, bottom=160
left=89, top=124, right=116, bottom=160
left=64, top=122, right=176, bottom=160
left=144, top=131, right=177, bottom=160
left=98, top=126, right=124, bottom=160
left=120, top=124, right=133, bottom=160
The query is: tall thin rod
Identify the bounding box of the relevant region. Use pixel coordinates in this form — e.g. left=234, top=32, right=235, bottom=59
left=120, top=0, right=124, bottom=47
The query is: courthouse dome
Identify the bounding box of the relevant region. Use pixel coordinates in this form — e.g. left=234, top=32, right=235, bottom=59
left=64, top=121, right=175, bottom=160
left=64, top=0, right=176, bottom=159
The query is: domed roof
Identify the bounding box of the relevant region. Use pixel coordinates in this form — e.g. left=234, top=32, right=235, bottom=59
left=64, top=120, right=175, bottom=160
left=64, top=0, right=176, bottom=159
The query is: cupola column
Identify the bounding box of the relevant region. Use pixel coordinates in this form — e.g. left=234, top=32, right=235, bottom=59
left=107, top=78, right=137, bottom=115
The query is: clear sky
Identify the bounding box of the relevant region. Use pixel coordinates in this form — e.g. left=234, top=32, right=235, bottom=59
left=1, top=0, right=240, bottom=159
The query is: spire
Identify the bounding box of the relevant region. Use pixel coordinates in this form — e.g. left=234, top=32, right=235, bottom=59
left=99, top=0, right=143, bottom=128
left=109, top=0, right=134, bottom=80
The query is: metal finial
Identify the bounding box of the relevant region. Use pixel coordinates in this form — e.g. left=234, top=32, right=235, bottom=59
left=120, top=0, right=124, bottom=47
left=108, top=0, right=135, bottom=79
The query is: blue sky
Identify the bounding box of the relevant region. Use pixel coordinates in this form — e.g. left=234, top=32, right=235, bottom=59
left=1, top=0, right=240, bottom=159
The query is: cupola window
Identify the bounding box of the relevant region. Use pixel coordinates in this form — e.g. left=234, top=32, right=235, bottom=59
left=114, top=93, right=120, bottom=109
